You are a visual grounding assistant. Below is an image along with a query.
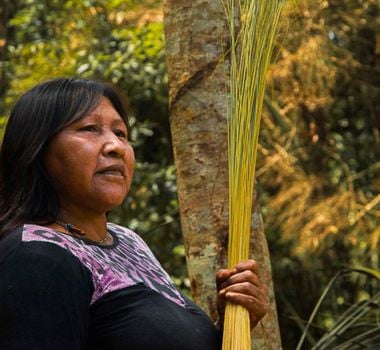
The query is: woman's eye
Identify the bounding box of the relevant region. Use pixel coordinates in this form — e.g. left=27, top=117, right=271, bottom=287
left=115, top=130, right=127, bottom=139
left=80, top=125, right=98, bottom=132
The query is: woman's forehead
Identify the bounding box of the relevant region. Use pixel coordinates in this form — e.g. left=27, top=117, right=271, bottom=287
left=76, top=97, right=125, bottom=123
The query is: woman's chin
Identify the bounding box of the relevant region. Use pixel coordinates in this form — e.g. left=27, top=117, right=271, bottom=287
left=89, top=192, right=127, bottom=214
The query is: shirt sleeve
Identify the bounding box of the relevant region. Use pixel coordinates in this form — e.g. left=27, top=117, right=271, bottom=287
left=0, top=241, right=93, bottom=350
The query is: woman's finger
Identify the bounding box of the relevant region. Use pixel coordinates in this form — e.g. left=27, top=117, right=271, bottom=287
left=219, top=282, right=267, bottom=303
left=216, top=260, right=261, bottom=289
left=216, top=268, right=237, bottom=291
left=223, top=291, right=269, bottom=325
left=235, top=260, right=260, bottom=275
left=219, top=269, right=262, bottom=290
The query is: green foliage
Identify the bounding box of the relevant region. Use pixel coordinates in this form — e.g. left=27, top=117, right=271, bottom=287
left=296, top=268, right=380, bottom=349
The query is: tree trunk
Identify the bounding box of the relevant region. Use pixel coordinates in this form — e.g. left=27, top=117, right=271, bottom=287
left=163, top=1, right=282, bottom=349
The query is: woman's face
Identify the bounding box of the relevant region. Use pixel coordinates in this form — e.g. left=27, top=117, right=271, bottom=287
left=44, top=97, right=135, bottom=215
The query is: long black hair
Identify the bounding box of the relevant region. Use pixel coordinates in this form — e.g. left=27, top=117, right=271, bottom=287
left=0, top=78, right=129, bottom=236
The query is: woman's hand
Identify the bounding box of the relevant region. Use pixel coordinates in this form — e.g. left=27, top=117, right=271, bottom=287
left=216, top=259, right=269, bottom=329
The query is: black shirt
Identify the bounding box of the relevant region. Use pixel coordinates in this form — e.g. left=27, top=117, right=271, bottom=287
left=0, top=224, right=221, bottom=349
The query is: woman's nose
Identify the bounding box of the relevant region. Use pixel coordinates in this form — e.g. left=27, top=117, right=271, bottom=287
left=102, top=133, right=126, bottom=158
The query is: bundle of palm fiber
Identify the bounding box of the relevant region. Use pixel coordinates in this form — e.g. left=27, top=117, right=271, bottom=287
left=221, top=1, right=285, bottom=349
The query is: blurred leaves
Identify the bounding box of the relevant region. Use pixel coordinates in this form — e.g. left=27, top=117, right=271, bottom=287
left=260, top=0, right=379, bottom=347
left=262, top=0, right=379, bottom=260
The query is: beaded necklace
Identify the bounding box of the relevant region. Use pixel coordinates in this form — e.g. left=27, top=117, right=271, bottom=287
left=55, top=221, right=109, bottom=245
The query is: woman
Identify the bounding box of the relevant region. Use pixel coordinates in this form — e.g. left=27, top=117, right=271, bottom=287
left=0, top=78, right=268, bottom=349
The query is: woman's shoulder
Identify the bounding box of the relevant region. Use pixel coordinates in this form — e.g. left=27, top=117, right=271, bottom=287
left=107, top=222, right=140, bottom=238
left=0, top=225, right=93, bottom=288
left=0, top=225, right=92, bottom=274
left=107, top=222, right=151, bottom=248
left=0, top=226, right=94, bottom=341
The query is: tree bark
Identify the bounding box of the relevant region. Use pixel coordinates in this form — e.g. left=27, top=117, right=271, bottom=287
left=163, top=1, right=282, bottom=348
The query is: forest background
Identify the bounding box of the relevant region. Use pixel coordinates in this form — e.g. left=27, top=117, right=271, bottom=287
left=0, top=0, right=379, bottom=348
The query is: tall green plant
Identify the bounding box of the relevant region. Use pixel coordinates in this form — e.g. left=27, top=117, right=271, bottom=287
left=296, top=268, right=380, bottom=350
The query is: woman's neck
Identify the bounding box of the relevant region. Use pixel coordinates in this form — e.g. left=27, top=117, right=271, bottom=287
left=54, top=208, right=108, bottom=242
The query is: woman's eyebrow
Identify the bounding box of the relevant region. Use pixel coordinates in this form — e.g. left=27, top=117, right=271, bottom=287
left=112, top=118, right=128, bottom=127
